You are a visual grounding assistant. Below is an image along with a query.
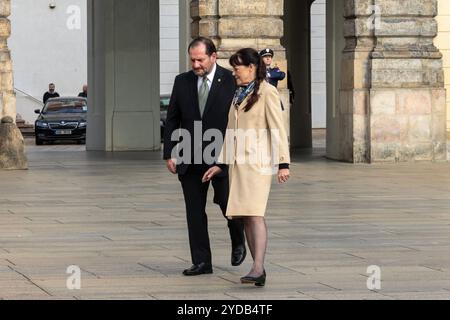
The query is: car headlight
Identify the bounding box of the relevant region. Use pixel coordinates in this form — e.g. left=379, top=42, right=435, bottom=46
left=36, top=121, right=48, bottom=128
left=78, top=122, right=87, bottom=128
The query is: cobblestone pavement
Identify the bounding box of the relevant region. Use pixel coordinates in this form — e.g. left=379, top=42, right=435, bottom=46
left=1, top=136, right=450, bottom=300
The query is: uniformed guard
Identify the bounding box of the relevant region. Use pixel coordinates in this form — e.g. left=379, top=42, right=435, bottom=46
left=259, top=48, right=286, bottom=88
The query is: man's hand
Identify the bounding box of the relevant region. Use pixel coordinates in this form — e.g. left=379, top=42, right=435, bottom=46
left=202, top=166, right=223, bottom=183
left=167, top=159, right=177, bottom=174
left=278, top=169, right=290, bottom=184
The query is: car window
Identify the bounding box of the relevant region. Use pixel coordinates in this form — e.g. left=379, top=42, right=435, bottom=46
left=160, top=97, right=170, bottom=111
left=44, top=100, right=87, bottom=114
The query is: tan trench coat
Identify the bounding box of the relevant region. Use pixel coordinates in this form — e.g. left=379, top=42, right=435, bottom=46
left=219, top=81, right=291, bottom=217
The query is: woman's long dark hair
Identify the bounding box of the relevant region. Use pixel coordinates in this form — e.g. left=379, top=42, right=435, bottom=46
left=229, top=48, right=267, bottom=112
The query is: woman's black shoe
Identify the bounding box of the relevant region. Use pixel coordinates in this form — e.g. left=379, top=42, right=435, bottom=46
left=240, top=270, right=266, bottom=287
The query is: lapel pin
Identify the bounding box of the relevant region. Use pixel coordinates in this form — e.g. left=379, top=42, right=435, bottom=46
left=218, top=78, right=222, bottom=83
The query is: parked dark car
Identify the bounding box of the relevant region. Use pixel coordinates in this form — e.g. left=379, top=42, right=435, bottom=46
left=34, top=97, right=87, bottom=145
left=160, top=94, right=170, bottom=142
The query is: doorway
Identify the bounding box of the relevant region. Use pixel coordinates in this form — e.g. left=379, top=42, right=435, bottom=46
left=284, top=0, right=345, bottom=159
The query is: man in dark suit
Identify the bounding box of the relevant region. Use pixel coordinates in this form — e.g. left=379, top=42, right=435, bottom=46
left=78, top=85, right=88, bottom=98
left=164, top=37, right=246, bottom=276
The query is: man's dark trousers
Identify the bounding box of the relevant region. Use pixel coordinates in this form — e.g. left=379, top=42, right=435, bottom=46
left=179, top=164, right=244, bottom=265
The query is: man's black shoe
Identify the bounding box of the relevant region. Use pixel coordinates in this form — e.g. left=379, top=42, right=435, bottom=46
left=182, top=263, right=213, bottom=276
left=231, top=244, right=247, bottom=266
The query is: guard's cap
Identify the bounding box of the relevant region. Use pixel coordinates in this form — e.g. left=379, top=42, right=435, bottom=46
left=260, top=48, right=274, bottom=58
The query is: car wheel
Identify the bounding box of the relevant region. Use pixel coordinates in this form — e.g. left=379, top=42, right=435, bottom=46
left=35, top=138, right=43, bottom=146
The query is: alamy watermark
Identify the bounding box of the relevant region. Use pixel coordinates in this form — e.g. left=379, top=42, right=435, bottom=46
left=66, top=265, right=81, bottom=290
left=170, top=122, right=282, bottom=175
left=366, top=5, right=382, bottom=32
left=66, top=5, right=82, bottom=30
left=367, top=265, right=381, bottom=291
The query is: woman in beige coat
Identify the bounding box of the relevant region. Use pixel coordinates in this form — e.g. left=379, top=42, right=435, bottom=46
left=204, top=48, right=290, bottom=287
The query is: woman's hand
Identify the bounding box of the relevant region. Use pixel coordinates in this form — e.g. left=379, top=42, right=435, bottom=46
left=202, top=166, right=223, bottom=183
left=278, top=169, right=290, bottom=184
left=167, top=159, right=177, bottom=174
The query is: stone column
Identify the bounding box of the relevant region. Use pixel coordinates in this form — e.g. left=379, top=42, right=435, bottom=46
left=333, top=0, right=377, bottom=163
left=191, top=0, right=286, bottom=72
left=217, top=0, right=285, bottom=63
left=0, top=0, right=15, bottom=120
left=0, top=0, right=27, bottom=170
left=369, top=0, right=446, bottom=162
left=338, top=0, right=446, bottom=163
left=436, top=0, right=450, bottom=139
left=190, top=0, right=219, bottom=45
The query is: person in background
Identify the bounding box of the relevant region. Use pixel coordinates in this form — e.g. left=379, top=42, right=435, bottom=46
left=259, top=48, right=286, bottom=88
left=43, top=83, right=60, bottom=104
left=78, top=85, right=88, bottom=98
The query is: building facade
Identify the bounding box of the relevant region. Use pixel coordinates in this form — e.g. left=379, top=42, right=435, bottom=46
left=7, top=0, right=183, bottom=124
left=0, top=0, right=448, bottom=163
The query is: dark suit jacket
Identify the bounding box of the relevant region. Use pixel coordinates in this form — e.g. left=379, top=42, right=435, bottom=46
left=43, top=92, right=60, bottom=104
left=163, top=64, right=236, bottom=176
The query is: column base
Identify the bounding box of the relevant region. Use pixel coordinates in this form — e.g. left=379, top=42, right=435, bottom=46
left=0, top=116, right=28, bottom=170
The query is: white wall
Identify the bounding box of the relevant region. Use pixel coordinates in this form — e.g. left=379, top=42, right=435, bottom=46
left=160, top=0, right=180, bottom=95
left=9, top=0, right=88, bottom=124
left=311, top=0, right=327, bottom=129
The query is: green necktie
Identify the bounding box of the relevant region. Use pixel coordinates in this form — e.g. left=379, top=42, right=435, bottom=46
left=198, top=76, right=209, bottom=117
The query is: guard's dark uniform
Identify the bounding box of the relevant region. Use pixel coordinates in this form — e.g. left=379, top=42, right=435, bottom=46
left=266, top=67, right=286, bottom=88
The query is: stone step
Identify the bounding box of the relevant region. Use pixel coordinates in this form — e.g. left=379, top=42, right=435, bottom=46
left=16, top=119, right=35, bottom=137
left=19, top=127, right=35, bottom=137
